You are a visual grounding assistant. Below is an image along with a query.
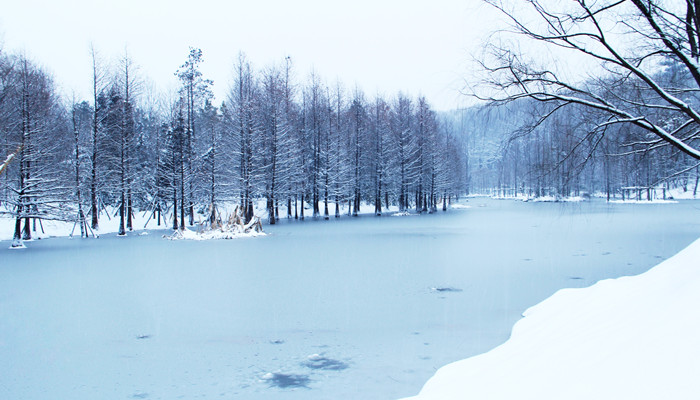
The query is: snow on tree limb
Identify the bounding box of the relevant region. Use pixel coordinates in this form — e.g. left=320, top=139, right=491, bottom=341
left=0, top=145, right=21, bottom=177
left=480, top=0, right=700, bottom=160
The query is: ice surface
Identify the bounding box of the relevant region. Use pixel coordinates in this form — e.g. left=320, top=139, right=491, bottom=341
left=404, top=237, right=700, bottom=400
left=1, top=199, right=699, bottom=399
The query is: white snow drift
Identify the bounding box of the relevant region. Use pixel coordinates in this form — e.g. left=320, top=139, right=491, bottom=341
left=404, top=238, right=700, bottom=400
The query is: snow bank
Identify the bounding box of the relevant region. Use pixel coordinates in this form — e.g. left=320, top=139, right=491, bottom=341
left=668, top=188, right=698, bottom=200
left=609, top=199, right=678, bottom=204
left=0, top=206, right=157, bottom=241
left=391, top=211, right=416, bottom=217
left=164, top=227, right=265, bottom=240
left=0, top=202, right=271, bottom=244
left=403, top=238, right=700, bottom=400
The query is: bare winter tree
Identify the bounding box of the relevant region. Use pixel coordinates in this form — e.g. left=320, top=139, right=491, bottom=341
left=369, top=95, right=391, bottom=215
left=260, top=64, right=292, bottom=224
left=226, top=53, right=258, bottom=224
left=89, top=45, right=104, bottom=230
left=390, top=93, right=415, bottom=211
left=70, top=100, right=91, bottom=237
left=348, top=89, right=367, bottom=216
left=175, top=47, right=213, bottom=226
left=9, top=56, right=69, bottom=247
left=114, top=50, right=139, bottom=236
left=480, top=0, right=700, bottom=164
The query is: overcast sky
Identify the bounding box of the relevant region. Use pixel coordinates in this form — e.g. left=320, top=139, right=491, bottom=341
left=0, top=0, right=501, bottom=111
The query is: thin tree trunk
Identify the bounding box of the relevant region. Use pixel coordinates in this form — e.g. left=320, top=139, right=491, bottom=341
left=300, top=193, right=305, bottom=220
left=173, top=187, right=178, bottom=230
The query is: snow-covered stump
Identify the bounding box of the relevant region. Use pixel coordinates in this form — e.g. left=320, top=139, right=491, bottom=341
left=9, top=238, right=26, bottom=249
left=165, top=205, right=264, bottom=240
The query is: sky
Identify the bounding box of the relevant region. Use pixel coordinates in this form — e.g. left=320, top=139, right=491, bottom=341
left=0, top=0, right=502, bottom=111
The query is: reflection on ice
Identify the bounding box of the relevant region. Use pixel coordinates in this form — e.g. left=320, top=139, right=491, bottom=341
left=261, top=372, right=311, bottom=389
left=302, top=354, right=349, bottom=371
left=430, top=287, right=463, bottom=293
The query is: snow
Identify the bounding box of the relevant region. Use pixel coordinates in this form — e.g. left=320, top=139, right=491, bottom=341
left=403, top=237, right=700, bottom=400
left=391, top=211, right=415, bottom=217
left=164, top=227, right=265, bottom=240
left=0, top=205, right=161, bottom=242
left=668, top=187, right=699, bottom=200
left=7, top=241, right=26, bottom=249
left=0, top=199, right=405, bottom=243
left=0, top=203, right=270, bottom=244
left=2, top=151, right=16, bottom=166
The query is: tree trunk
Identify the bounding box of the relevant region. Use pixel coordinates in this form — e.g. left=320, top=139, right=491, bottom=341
left=118, top=192, right=126, bottom=236
left=300, top=193, right=305, bottom=220
left=335, top=195, right=340, bottom=218
left=127, top=188, right=133, bottom=231
left=173, top=187, right=179, bottom=230
left=11, top=205, right=22, bottom=247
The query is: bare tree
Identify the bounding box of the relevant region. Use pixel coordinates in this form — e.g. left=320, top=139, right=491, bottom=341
left=480, top=0, right=700, bottom=163
left=70, top=100, right=91, bottom=237
left=175, top=47, right=212, bottom=226
left=9, top=56, right=69, bottom=247
left=89, top=45, right=106, bottom=230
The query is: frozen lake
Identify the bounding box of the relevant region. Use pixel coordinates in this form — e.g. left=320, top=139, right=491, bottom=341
left=1, top=198, right=699, bottom=400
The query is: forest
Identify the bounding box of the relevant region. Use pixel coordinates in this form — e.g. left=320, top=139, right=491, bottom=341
left=0, top=48, right=466, bottom=247
left=455, top=62, right=700, bottom=200
left=463, top=0, right=700, bottom=200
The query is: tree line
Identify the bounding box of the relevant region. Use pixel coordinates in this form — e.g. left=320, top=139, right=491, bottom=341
left=453, top=60, right=700, bottom=200
left=0, top=48, right=466, bottom=247
left=461, top=0, right=700, bottom=199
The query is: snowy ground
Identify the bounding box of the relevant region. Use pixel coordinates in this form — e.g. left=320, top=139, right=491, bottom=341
left=404, top=236, right=700, bottom=400
left=609, top=199, right=678, bottom=204
left=480, top=185, right=700, bottom=203
left=0, top=205, right=169, bottom=242
left=1, top=199, right=699, bottom=399
left=0, top=201, right=400, bottom=244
